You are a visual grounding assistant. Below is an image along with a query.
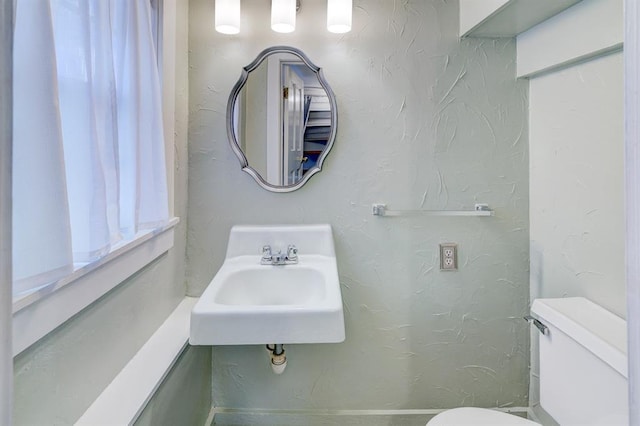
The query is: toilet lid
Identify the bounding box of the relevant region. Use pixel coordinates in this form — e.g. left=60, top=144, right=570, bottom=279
left=428, top=407, right=540, bottom=426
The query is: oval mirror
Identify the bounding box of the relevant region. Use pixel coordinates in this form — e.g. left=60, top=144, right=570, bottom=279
left=227, top=46, right=338, bottom=192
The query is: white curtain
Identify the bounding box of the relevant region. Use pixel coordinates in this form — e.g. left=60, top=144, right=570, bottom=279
left=13, top=0, right=168, bottom=297
left=110, top=0, right=168, bottom=238
left=12, top=1, right=73, bottom=295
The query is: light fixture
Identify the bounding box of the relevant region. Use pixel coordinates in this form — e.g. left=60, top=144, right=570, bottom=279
left=271, top=0, right=297, bottom=33
left=327, top=0, right=352, bottom=33
left=215, top=0, right=352, bottom=35
left=215, top=0, right=241, bottom=34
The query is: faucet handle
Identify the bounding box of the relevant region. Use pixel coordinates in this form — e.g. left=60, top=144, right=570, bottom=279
left=261, top=245, right=272, bottom=261
left=286, top=245, right=298, bottom=261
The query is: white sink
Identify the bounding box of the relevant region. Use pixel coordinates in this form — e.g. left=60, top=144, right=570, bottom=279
left=189, top=224, right=345, bottom=345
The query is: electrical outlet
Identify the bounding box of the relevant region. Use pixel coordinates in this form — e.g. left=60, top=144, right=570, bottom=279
left=439, top=243, right=458, bottom=271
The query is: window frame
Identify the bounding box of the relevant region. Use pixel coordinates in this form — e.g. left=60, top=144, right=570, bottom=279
left=12, top=0, right=178, bottom=356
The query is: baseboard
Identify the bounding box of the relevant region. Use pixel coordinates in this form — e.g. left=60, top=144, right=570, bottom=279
left=210, top=407, right=530, bottom=426
left=530, top=403, right=560, bottom=426
left=204, top=406, right=216, bottom=426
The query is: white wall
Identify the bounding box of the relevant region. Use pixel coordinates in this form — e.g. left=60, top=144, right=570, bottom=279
left=529, top=52, right=625, bottom=317
left=625, top=2, right=640, bottom=423
left=11, top=1, right=196, bottom=424
left=0, top=2, right=13, bottom=424
left=187, top=0, right=530, bottom=418
left=243, top=63, right=269, bottom=176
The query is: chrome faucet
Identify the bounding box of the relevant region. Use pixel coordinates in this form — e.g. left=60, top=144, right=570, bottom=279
left=261, top=245, right=298, bottom=265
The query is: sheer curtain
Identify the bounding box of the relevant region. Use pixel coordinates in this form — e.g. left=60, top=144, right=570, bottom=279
left=12, top=0, right=168, bottom=298
left=111, top=0, right=169, bottom=238
left=12, top=1, right=73, bottom=295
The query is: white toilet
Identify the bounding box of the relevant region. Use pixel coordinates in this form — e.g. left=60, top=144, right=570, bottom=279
left=428, top=297, right=629, bottom=426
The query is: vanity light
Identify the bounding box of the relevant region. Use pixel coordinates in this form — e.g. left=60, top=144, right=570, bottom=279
left=215, top=0, right=241, bottom=34
left=214, top=0, right=352, bottom=35
left=327, top=0, right=352, bottom=33
left=271, top=0, right=297, bottom=33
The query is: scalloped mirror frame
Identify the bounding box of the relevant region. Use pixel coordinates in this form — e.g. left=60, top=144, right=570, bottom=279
left=226, top=46, right=338, bottom=193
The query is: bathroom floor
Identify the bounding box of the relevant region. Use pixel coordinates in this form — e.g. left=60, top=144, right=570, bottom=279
left=211, top=410, right=533, bottom=425
left=211, top=413, right=434, bottom=426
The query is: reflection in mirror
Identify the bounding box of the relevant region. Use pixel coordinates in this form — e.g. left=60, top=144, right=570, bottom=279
left=227, top=46, right=337, bottom=192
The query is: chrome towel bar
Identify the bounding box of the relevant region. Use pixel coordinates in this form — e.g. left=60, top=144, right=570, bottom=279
left=372, top=203, right=494, bottom=217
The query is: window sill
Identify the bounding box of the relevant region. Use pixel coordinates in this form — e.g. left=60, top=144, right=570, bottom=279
left=12, top=217, right=180, bottom=356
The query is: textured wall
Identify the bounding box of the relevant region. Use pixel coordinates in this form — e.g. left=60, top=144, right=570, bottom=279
left=12, top=1, right=193, bottom=424
left=529, top=52, right=625, bottom=317
left=188, top=0, right=529, bottom=412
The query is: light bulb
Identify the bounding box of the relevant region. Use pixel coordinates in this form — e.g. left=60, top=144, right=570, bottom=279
left=271, top=0, right=296, bottom=33
left=327, top=0, right=352, bottom=33
left=215, top=0, right=240, bottom=34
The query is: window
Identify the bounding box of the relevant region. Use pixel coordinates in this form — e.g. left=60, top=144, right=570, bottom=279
left=12, top=0, right=169, bottom=299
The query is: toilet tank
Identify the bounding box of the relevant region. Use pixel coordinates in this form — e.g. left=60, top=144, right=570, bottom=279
left=531, top=297, right=628, bottom=426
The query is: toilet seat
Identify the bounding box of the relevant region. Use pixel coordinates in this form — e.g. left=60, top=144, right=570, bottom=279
left=427, top=407, right=540, bottom=425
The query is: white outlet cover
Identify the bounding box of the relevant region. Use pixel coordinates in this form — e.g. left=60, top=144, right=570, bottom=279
left=439, top=243, right=458, bottom=271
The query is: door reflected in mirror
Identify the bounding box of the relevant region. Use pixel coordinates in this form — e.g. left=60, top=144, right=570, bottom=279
left=227, top=46, right=337, bottom=192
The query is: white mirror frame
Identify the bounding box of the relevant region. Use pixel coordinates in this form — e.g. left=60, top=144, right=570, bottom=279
left=226, top=46, right=338, bottom=193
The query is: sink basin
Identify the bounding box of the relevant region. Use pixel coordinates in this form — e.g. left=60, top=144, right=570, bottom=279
left=214, top=265, right=326, bottom=306
left=189, top=224, right=345, bottom=345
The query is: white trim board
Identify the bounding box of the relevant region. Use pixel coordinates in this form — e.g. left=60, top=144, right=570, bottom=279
left=517, top=0, right=623, bottom=78
left=625, top=0, right=640, bottom=423
left=0, top=1, right=13, bottom=423
left=461, top=0, right=581, bottom=38
left=76, top=297, right=198, bottom=426
left=12, top=218, right=179, bottom=356
left=160, top=0, right=176, bottom=216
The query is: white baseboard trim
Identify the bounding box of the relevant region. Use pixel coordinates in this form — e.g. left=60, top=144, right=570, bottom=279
left=75, top=297, right=198, bottom=426
left=204, top=406, right=216, bottom=426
